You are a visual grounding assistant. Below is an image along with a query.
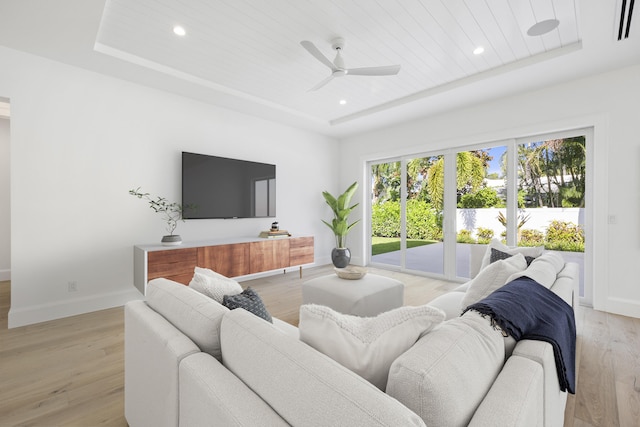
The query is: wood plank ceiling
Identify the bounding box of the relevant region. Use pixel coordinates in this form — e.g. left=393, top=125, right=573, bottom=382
left=95, top=0, right=580, bottom=125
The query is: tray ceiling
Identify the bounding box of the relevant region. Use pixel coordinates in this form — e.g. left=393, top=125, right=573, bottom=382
left=95, top=0, right=580, bottom=122
left=0, top=0, right=638, bottom=137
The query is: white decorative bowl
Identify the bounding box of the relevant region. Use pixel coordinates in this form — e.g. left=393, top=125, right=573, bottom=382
left=334, top=265, right=367, bottom=280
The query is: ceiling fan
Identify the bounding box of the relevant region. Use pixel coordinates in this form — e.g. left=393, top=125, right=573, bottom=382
left=300, top=38, right=401, bottom=91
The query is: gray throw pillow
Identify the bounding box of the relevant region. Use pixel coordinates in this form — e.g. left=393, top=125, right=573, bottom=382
left=223, top=287, right=272, bottom=323
left=490, top=247, right=536, bottom=266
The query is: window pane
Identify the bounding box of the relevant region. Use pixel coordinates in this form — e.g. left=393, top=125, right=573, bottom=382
left=517, top=136, right=586, bottom=296
left=404, top=155, right=444, bottom=275
left=455, top=147, right=507, bottom=278
left=370, top=161, right=402, bottom=267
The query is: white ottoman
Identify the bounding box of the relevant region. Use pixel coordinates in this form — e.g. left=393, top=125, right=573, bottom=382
left=302, top=274, right=404, bottom=317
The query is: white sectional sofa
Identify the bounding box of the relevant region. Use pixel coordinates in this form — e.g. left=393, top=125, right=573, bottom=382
left=125, top=249, right=578, bottom=427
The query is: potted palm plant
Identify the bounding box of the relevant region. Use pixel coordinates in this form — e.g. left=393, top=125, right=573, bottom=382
left=322, top=181, right=360, bottom=268
left=129, top=187, right=194, bottom=245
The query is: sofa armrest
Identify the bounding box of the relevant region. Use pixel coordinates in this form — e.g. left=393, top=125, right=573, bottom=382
left=125, top=300, right=199, bottom=427
left=552, top=262, right=579, bottom=309
left=513, top=339, right=568, bottom=427
left=179, top=353, right=289, bottom=427
left=469, top=355, right=543, bottom=427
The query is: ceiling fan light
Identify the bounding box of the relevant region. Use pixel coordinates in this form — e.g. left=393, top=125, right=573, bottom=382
left=173, top=25, right=186, bottom=36
left=527, top=19, right=560, bottom=36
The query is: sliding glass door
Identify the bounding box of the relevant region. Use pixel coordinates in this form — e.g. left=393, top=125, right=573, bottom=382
left=370, top=154, right=448, bottom=276
left=370, top=161, right=402, bottom=268
left=516, top=131, right=588, bottom=303
left=454, top=145, right=509, bottom=279
left=368, top=128, right=590, bottom=303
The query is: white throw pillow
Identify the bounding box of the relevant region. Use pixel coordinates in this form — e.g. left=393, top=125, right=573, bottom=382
left=505, top=251, right=565, bottom=289
left=299, top=304, right=445, bottom=391
left=189, top=266, right=243, bottom=304
left=479, top=239, right=544, bottom=271
left=461, top=253, right=528, bottom=309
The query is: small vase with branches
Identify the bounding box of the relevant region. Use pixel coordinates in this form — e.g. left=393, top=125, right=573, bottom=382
left=129, top=187, right=194, bottom=245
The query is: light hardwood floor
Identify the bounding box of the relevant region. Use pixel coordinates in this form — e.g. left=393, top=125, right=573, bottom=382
left=1, top=266, right=639, bottom=426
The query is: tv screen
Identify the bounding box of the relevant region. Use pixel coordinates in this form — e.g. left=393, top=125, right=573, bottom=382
left=182, top=152, right=276, bottom=219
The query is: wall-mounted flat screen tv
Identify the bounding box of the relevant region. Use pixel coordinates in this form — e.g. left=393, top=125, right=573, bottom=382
left=182, top=152, right=276, bottom=219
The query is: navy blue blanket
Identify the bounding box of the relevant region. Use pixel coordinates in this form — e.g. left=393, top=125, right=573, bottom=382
left=462, top=277, right=576, bottom=394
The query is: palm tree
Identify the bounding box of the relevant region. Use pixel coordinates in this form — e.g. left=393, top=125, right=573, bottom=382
left=426, top=152, right=485, bottom=211
left=371, top=162, right=401, bottom=204
left=518, top=137, right=586, bottom=208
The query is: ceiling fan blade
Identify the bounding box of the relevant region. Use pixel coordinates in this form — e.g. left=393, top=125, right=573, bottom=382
left=308, top=74, right=335, bottom=92
left=347, top=64, right=401, bottom=76
left=300, top=40, right=336, bottom=71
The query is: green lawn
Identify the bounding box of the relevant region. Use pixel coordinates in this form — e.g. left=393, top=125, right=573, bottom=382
left=371, top=237, right=438, bottom=256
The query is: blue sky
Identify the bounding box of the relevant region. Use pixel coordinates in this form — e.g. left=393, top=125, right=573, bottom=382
left=487, top=145, right=506, bottom=176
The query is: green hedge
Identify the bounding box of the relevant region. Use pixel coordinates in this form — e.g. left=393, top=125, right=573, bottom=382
left=457, top=229, right=475, bottom=243
left=372, top=203, right=584, bottom=252
left=518, top=221, right=584, bottom=252
left=372, top=200, right=441, bottom=240
left=475, top=227, right=494, bottom=244
left=544, top=220, right=584, bottom=252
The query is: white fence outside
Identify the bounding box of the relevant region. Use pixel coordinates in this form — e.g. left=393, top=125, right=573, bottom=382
left=457, top=207, right=584, bottom=238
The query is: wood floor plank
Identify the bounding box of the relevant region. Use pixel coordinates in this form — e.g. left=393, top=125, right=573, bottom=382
left=564, top=305, right=587, bottom=427
left=608, top=312, right=640, bottom=427
left=574, top=309, right=620, bottom=426
left=607, top=312, right=640, bottom=386
left=2, top=270, right=639, bottom=426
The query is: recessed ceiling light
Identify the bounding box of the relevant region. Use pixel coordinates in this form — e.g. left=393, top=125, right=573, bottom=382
left=473, top=46, right=484, bottom=55
left=339, top=99, right=347, bottom=105
left=173, top=26, right=186, bottom=36
left=527, top=19, right=560, bottom=36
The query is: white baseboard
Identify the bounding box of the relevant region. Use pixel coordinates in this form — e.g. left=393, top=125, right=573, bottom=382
left=0, top=269, right=10, bottom=281
left=605, top=297, right=640, bottom=319
left=8, top=287, right=143, bottom=328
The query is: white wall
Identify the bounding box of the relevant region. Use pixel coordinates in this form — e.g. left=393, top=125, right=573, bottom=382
left=340, top=64, right=640, bottom=319
left=0, top=117, right=9, bottom=280
left=0, top=46, right=339, bottom=327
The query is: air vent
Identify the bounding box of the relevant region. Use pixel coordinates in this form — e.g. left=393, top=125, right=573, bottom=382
left=618, top=0, right=635, bottom=40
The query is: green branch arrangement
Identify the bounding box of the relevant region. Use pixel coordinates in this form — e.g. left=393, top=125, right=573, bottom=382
left=129, top=187, right=195, bottom=236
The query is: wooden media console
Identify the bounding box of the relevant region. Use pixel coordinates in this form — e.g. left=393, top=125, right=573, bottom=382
left=133, top=236, right=314, bottom=294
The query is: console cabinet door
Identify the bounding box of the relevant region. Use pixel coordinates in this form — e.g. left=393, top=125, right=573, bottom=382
left=249, top=240, right=290, bottom=274
left=147, top=248, right=198, bottom=285
left=197, top=243, right=250, bottom=277
left=289, top=237, right=314, bottom=266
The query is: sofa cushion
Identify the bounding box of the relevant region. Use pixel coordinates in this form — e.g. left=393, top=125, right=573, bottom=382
left=179, top=353, right=289, bottom=426
left=223, top=287, right=272, bottom=323
left=506, top=251, right=565, bottom=289
left=480, top=239, right=544, bottom=271
left=426, top=291, right=465, bottom=320
left=386, top=311, right=505, bottom=426
left=299, top=304, right=445, bottom=390
left=461, top=253, right=527, bottom=308
left=189, top=266, right=243, bottom=304
left=146, top=278, right=228, bottom=361
left=221, top=308, right=426, bottom=427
